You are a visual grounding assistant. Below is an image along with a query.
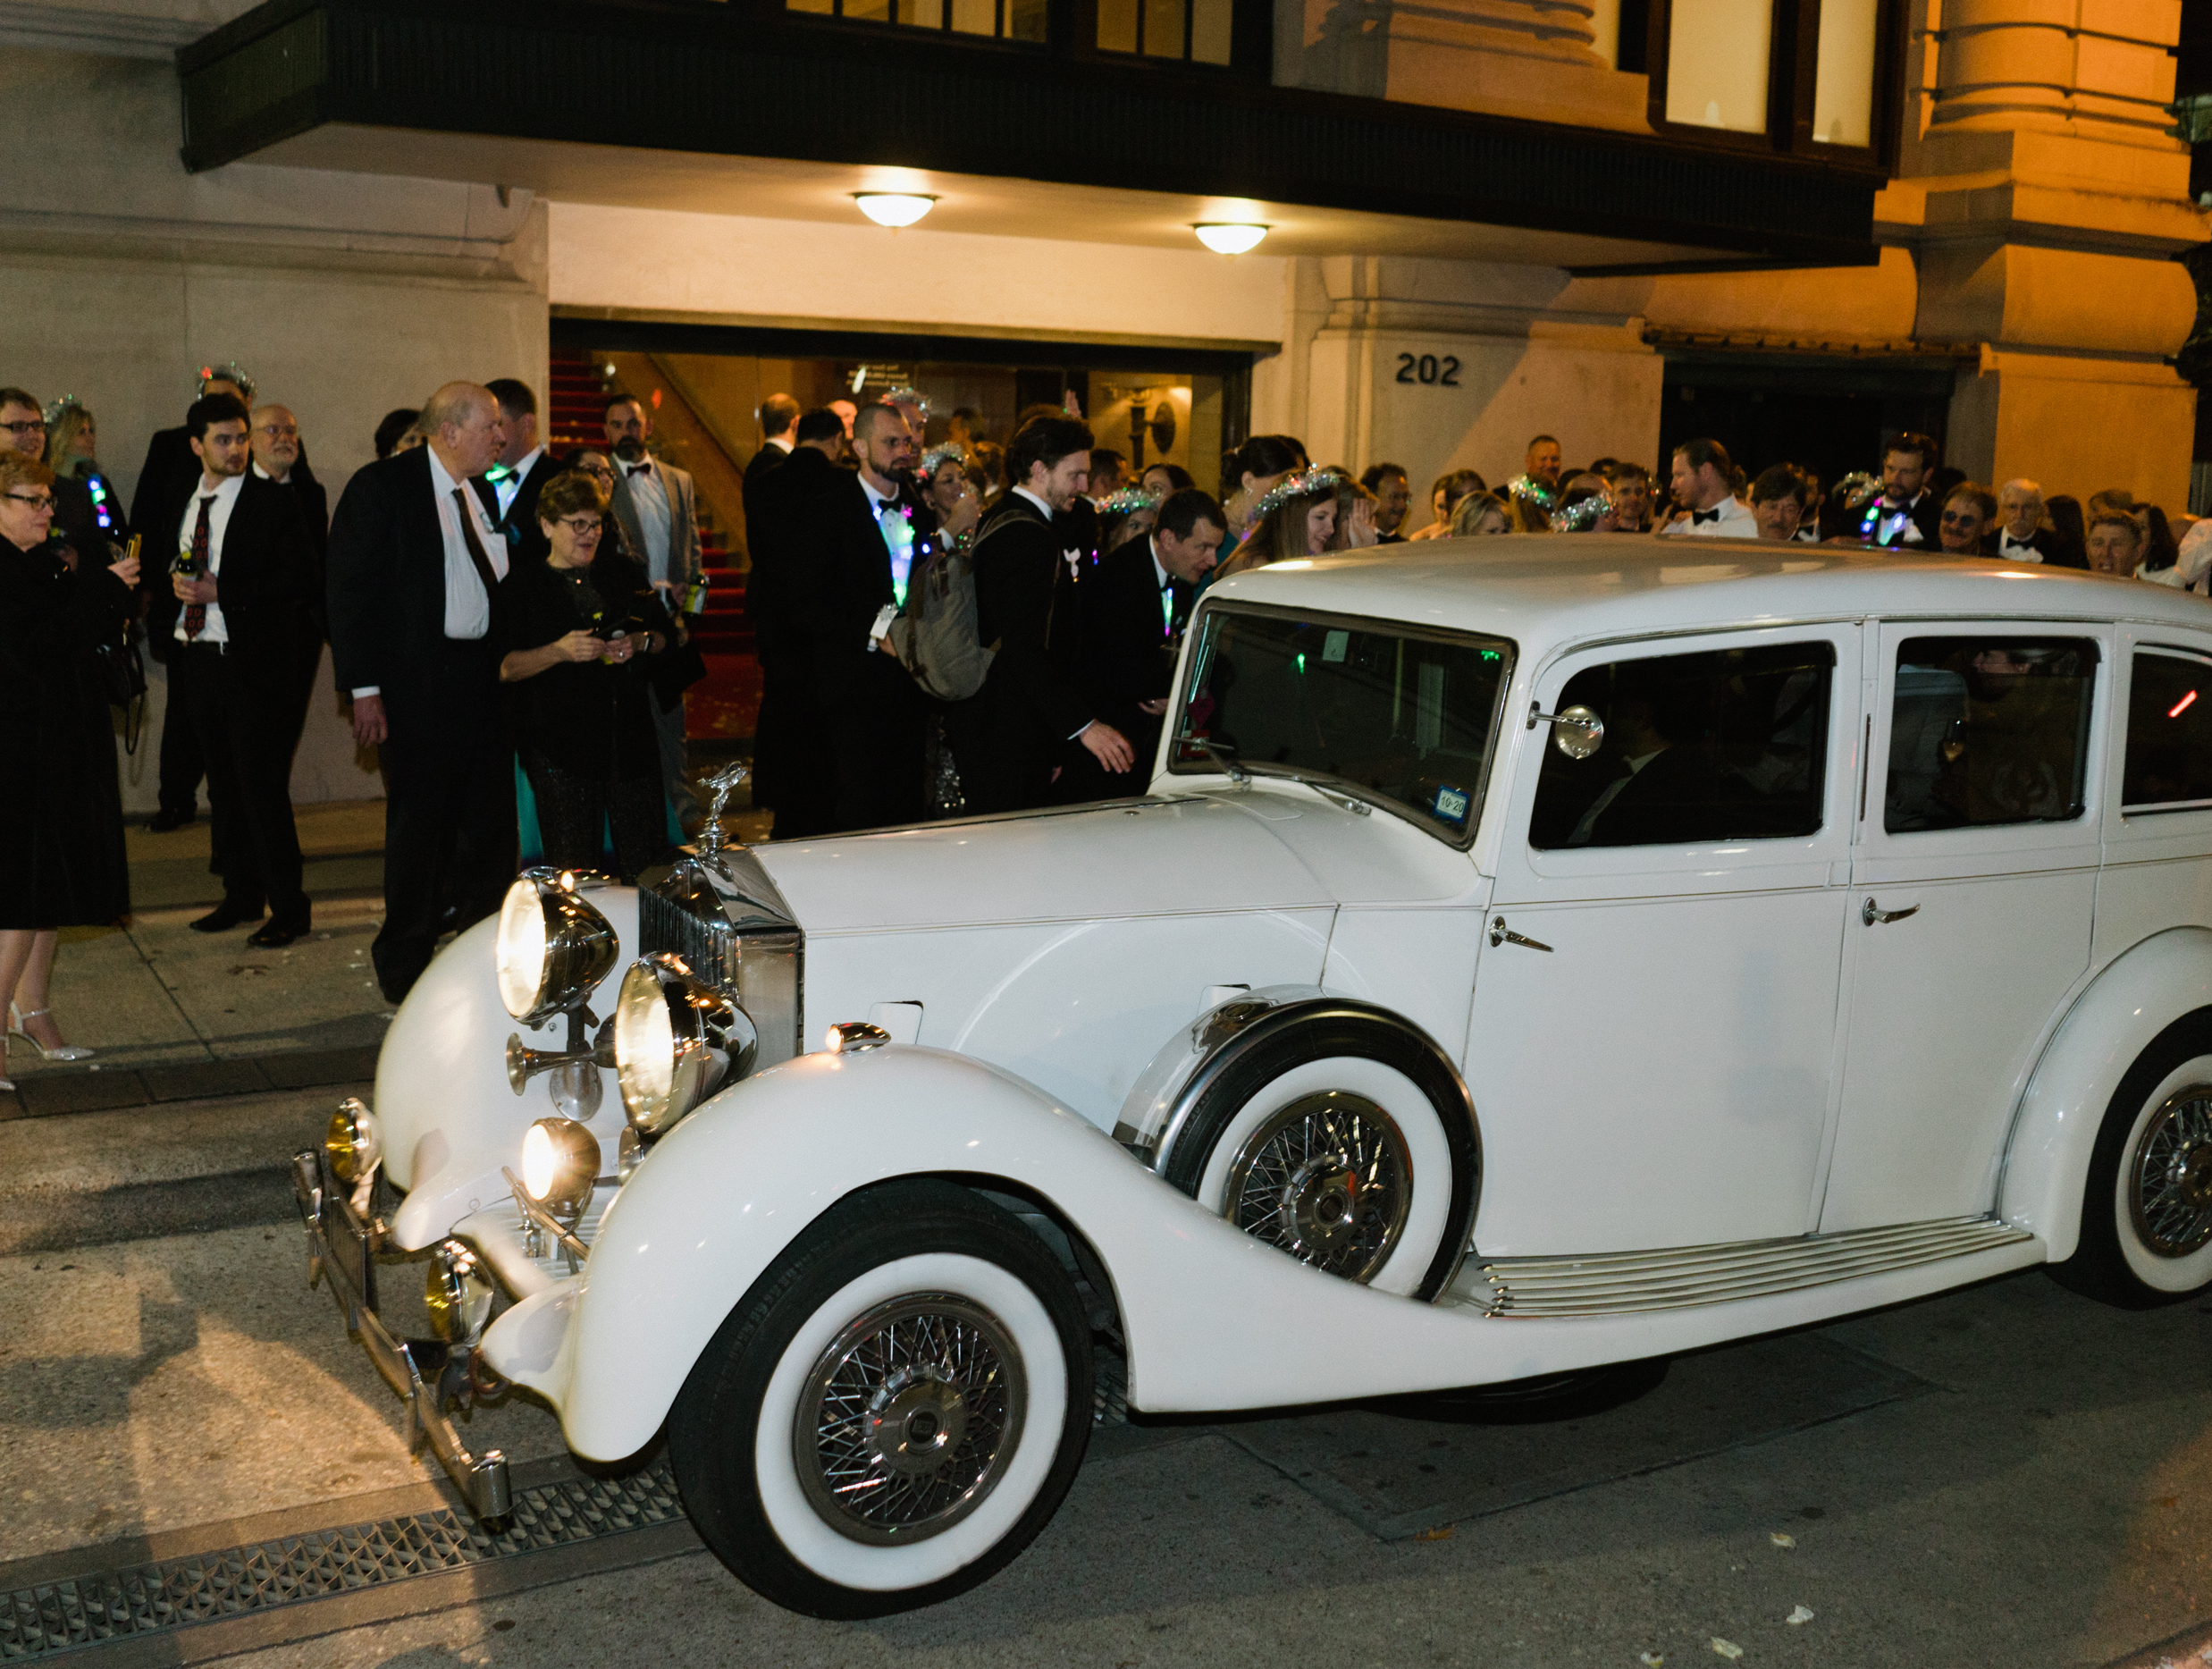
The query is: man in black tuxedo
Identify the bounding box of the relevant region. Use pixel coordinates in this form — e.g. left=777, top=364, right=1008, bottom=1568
left=481, top=379, right=558, bottom=567
left=327, top=381, right=514, bottom=1002
left=1061, top=488, right=1225, bottom=804
left=947, top=415, right=1132, bottom=814
left=1995, top=478, right=2077, bottom=565
left=782, top=402, right=936, bottom=833
left=146, top=394, right=319, bottom=944
left=249, top=402, right=330, bottom=754
left=1858, top=433, right=1944, bottom=549
left=744, top=393, right=799, bottom=521
left=745, top=407, right=845, bottom=836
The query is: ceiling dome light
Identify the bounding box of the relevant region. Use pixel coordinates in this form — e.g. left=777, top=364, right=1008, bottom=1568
left=1194, top=223, right=1268, bottom=255
left=853, top=193, right=938, bottom=229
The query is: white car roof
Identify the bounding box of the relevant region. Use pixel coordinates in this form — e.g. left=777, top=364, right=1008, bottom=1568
left=1209, top=534, right=2212, bottom=656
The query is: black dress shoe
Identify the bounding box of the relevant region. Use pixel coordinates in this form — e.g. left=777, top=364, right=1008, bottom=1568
left=189, top=901, right=265, bottom=933
left=147, top=808, right=196, bottom=832
left=248, top=914, right=310, bottom=948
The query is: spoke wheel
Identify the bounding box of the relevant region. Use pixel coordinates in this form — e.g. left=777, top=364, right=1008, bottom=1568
left=1223, top=1092, right=1412, bottom=1283
left=2127, top=1087, right=2212, bottom=1258
left=796, top=1295, right=1026, bottom=1547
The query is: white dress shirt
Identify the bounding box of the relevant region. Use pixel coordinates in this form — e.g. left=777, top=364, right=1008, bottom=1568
left=252, top=460, right=290, bottom=486
left=1661, top=496, right=1756, bottom=538
left=623, top=456, right=673, bottom=582
left=764, top=435, right=793, bottom=456
left=494, top=446, right=542, bottom=518
left=1148, top=536, right=1175, bottom=636
left=349, top=449, right=509, bottom=699
left=172, top=470, right=247, bottom=645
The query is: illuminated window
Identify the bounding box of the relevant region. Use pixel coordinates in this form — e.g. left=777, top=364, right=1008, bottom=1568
left=1663, top=0, right=1772, bottom=133
left=1812, top=0, right=1880, bottom=146
left=1098, top=0, right=1231, bottom=63
left=787, top=0, right=1043, bottom=42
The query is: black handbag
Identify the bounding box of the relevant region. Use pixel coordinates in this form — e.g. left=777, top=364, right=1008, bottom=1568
left=91, top=616, right=147, bottom=753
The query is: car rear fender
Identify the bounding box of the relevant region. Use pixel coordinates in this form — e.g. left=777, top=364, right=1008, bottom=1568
left=1999, top=925, right=2212, bottom=1258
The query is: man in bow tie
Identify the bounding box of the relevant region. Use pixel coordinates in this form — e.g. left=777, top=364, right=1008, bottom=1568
left=1859, top=433, right=1942, bottom=549
left=948, top=415, right=1132, bottom=813
left=1994, top=478, right=2065, bottom=564
left=479, top=379, right=556, bottom=566
left=1659, top=438, right=1755, bottom=538
left=1062, top=486, right=1225, bottom=804
left=606, top=393, right=705, bottom=833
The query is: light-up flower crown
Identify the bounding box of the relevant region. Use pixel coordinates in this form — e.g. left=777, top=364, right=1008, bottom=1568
left=1249, top=467, right=1344, bottom=524
left=41, top=394, right=84, bottom=427
left=885, top=386, right=929, bottom=419
left=1097, top=485, right=1163, bottom=517
left=920, top=443, right=966, bottom=476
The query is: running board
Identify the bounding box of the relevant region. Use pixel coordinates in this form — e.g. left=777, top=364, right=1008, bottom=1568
left=1463, top=1215, right=2037, bottom=1318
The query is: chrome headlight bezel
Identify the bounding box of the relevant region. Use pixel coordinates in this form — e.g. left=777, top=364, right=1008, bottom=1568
left=614, top=953, right=759, bottom=1135
left=425, top=1240, right=496, bottom=1344
left=496, top=870, right=619, bottom=1027
left=324, top=1097, right=382, bottom=1184
left=519, top=1116, right=602, bottom=1216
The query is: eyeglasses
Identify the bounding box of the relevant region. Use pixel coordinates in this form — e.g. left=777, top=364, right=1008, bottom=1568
left=256, top=424, right=299, bottom=440
left=1, top=420, right=46, bottom=438
left=557, top=516, right=604, bottom=537
left=1939, top=511, right=1981, bottom=526
left=4, top=492, right=55, bottom=510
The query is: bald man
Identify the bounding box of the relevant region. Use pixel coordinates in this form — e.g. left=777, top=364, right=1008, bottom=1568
left=327, top=380, right=516, bottom=1001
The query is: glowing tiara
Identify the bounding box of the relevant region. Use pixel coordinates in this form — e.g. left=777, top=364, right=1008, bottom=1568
left=920, top=443, right=966, bottom=475
left=1548, top=490, right=1615, bottom=533
left=198, top=360, right=256, bottom=400
left=41, top=394, right=84, bottom=427
left=885, top=386, right=929, bottom=418
left=1097, top=485, right=1163, bottom=517
left=1249, top=466, right=1343, bottom=524
left=1503, top=474, right=1557, bottom=510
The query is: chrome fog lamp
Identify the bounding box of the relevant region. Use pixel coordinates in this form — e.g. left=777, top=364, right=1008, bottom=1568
left=496, top=871, right=618, bottom=1026
left=324, top=1097, right=383, bottom=1184
left=614, top=954, right=759, bottom=1134
left=519, top=1117, right=601, bottom=1216
left=824, top=1021, right=891, bottom=1054
left=425, top=1240, right=496, bottom=1344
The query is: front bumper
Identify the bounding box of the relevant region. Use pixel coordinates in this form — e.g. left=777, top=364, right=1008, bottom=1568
left=291, top=1147, right=515, bottom=1521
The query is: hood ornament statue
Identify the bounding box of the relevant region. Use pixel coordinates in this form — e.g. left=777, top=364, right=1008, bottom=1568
left=695, top=763, right=751, bottom=868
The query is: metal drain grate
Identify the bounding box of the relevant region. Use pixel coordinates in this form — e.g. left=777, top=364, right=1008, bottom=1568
left=0, top=1460, right=684, bottom=1660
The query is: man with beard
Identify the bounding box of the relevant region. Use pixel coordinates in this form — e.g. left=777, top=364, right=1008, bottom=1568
left=605, top=392, right=704, bottom=833
left=1857, top=433, right=1942, bottom=549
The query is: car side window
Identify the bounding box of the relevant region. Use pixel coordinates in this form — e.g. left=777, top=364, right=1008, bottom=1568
left=1884, top=636, right=2098, bottom=833
left=2123, top=649, right=2212, bottom=813
left=1529, top=641, right=1834, bottom=849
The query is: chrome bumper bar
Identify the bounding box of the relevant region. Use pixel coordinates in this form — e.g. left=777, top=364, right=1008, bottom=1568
left=291, top=1148, right=515, bottom=1521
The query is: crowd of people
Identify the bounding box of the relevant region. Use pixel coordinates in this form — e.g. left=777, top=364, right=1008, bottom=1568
left=4, top=363, right=2207, bottom=1077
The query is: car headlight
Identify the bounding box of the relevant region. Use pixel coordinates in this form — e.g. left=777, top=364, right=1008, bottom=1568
left=325, top=1097, right=382, bottom=1184
left=519, top=1117, right=601, bottom=1216
left=496, top=871, right=618, bottom=1026
left=613, top=954, right=759, bottom=1134
left=425, top=1240, right=495, bottom=1344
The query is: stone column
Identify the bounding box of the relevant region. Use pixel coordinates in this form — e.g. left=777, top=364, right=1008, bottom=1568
left=1897, top=0, right=2205, bottom=503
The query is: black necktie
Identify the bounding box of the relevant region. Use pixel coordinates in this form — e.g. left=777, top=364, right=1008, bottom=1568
left=450, top=487, right=500, bottom=603
left=1692, top=508, right=1720, bottom=525
left=185, top=495, right=213, bottom=638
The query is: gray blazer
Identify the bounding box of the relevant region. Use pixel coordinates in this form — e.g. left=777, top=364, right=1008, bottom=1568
left=610, top=456, right=704, bottom=591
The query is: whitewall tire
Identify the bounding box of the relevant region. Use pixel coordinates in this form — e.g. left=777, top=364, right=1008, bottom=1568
left=669, top=1180, right=1092, bottom=1617
left=2057, top=1012, right=2212, bottom=1307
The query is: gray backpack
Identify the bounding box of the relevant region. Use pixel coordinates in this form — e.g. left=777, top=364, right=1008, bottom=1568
left=887, top=537, right=996, bottom=702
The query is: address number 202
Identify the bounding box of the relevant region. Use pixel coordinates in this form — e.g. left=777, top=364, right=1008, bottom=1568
left=1397, top=352, right=1461, bottom=387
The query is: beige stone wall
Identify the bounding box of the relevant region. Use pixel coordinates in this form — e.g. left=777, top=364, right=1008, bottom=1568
left=0, top=40, right=551, bottom=809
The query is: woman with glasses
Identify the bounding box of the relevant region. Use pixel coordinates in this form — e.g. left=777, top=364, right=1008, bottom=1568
left=564, top=448, right=638, bottom=563
left=0, top=451, right=139, bottom=1087
left=493, top=469, right=676, bottom=881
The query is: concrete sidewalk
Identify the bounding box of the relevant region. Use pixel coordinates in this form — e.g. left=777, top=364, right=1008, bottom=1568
left=2, top=803, right=392, bottom=1119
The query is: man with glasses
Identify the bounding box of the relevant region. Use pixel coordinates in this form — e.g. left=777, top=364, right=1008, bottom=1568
left=0, top=387, right=102, bottom=562
left=252, top=403, right=330, bottom=754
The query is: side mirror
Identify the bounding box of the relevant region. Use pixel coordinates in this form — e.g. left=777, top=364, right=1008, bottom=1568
left=1527, top=703, right=1606, bottom=760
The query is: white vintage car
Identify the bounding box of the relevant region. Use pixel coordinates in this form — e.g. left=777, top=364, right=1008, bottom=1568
left=297, top=538, right=2212, bottom=1617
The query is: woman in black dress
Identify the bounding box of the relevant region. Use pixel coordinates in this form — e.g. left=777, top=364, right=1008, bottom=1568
left=0, top=451, right=138, bottom=1086
left=496, top=469, right=676, bottom=881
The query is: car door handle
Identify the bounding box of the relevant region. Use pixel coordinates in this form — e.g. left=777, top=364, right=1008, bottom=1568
left=1862, top=897, right=1921, bottom=927
left=1489, top=915, right=1553, bottom=952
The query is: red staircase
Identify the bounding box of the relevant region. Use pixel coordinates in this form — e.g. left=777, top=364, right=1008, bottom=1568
left=549, top=348, right=759, bottom=742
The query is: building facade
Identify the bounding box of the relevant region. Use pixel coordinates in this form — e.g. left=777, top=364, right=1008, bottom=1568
left=2, top=0, right=2199, bottom=802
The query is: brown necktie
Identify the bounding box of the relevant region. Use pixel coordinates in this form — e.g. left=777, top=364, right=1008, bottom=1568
left=450, top=486, right=500, bottom=603
left=185, top=495, right=213, bottom=639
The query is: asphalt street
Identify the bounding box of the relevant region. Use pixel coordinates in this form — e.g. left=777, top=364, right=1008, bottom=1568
left=3, top=1077, right=2210, bottom=1668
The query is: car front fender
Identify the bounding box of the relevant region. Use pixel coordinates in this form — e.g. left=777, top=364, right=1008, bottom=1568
left=378, top=890, right=637, bottom=1248
left=2000, top=925, right=2212, bottom=1259
left=537, top=1044, right=1502, bottom=1462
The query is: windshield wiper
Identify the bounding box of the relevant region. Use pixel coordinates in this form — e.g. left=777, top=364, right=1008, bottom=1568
left=1190, top=737, right=1249, bottom=786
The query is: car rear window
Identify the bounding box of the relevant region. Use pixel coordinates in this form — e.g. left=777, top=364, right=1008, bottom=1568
left=2123, top=649, right=2212, bottom=813
left=1529, top=640, right=1834, bottom=849
left=1884, top=636, right=2098, bottom=832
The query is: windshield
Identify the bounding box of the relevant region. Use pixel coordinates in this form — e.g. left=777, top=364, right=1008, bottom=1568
left=1167, top=605, right=1514, bottom=844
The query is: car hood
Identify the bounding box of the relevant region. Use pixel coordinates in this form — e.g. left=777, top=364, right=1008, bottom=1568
left=749, top=786, right=1481, bottom=937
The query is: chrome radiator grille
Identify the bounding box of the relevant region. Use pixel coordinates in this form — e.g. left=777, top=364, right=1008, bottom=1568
left=638, top=857, right=803, bottom=1068
left=639, top=882, right=740, bottom=990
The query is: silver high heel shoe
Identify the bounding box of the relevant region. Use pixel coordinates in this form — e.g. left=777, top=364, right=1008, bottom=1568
left=2, top=1031, right=13, bottom=1092
left=7, top=1005, right=94, bottom=1063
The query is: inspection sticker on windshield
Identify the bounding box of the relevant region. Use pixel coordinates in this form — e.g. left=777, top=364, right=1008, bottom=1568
left=1323, top=629, right=1350, bottom=663
left=1433, top=784, right=1470, bottom=824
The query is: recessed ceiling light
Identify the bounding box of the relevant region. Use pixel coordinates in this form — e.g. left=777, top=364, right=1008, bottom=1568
left=853, top=193, right=938, bottom=229
left=1194, top=223, right=1268, bottom=255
